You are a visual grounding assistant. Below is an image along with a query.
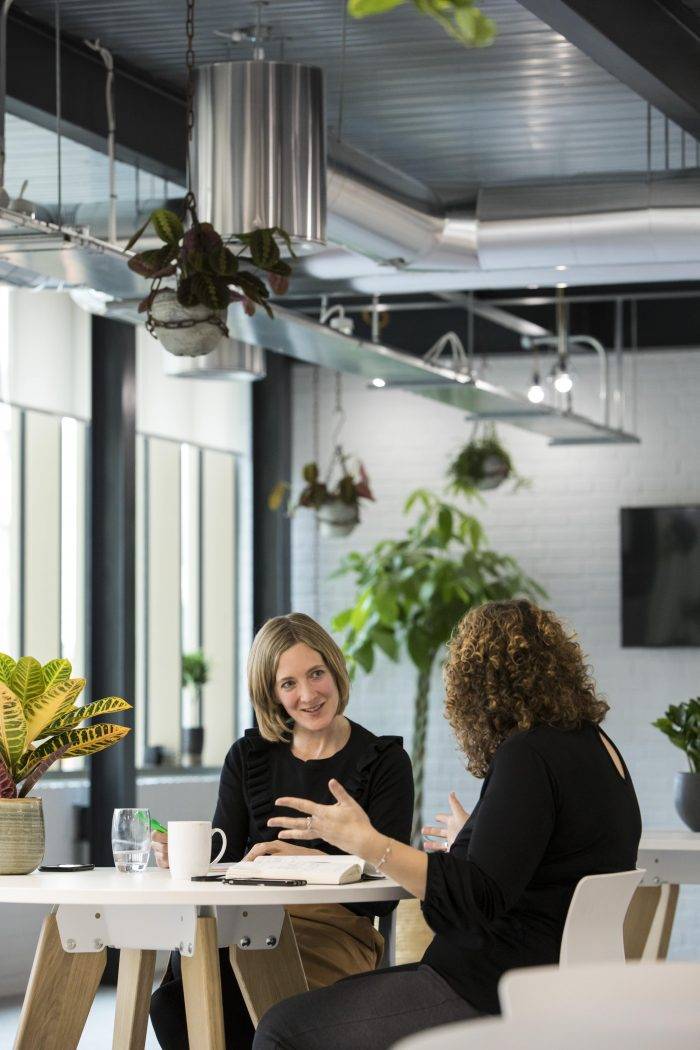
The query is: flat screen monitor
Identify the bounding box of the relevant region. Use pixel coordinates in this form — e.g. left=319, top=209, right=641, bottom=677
left=621, top=505, right=700, bottom=647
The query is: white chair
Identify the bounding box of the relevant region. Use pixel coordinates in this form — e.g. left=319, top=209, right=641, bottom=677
left=559, top=868, right=644, bottom=965
left=499, top=959, right=700, bottom=1021
left=391, top=1006, right=700, bottom=1050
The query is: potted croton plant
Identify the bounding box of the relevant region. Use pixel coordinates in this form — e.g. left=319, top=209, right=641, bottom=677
left=0, top=653, right=131, bottom=874
left=269, top=451, right=375, bottom=539
left=126, top=194, right=293, bottom=357
left=653, top=697, right=700, bottom=831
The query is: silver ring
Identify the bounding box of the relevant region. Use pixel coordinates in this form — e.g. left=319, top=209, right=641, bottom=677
left=306, top=816, right=313, bottom=831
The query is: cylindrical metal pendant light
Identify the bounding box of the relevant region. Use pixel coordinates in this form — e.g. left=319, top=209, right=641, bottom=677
left=163, top=339, right=266, bottom=381
left=195, top=61, right=326, bottom=247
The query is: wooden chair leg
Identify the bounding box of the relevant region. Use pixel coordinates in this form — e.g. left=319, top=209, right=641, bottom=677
left=624, top=884, right=680, bottom=960
left=181, top=916, right=226, bottom=1050
left=230, top=911, right=308, bottom=1027
left=14, top=913, right=106, bottom=1050
left=113, top=948, right=157, bottom=1050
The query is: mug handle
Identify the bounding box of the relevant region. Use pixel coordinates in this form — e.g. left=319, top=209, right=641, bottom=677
left=211, top=827, right=227, bottom=866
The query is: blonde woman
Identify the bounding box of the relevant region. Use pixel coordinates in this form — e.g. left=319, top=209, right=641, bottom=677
left=150, top=613, right=413, bottom=1050
left=253, top=600, right=641, bottom=1050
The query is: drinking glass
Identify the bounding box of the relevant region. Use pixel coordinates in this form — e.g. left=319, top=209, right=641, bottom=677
left=111, top=808, right=151, bottom=872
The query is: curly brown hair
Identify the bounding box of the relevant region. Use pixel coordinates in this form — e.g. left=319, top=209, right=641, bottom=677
left=443, top=599, right=609, bottom=777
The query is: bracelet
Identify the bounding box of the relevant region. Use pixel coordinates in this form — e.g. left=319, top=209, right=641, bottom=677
left=374, top=838, right=392, bottom=873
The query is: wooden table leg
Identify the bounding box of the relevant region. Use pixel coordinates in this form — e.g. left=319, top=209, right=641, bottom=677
left=14, top=913, right=106, bottom=1050
left=181, top=916, right=226, bottom=1050
left=624, top=883, right=680, bottom=960
left=113, top=948, right=157, bottom=1050
left=230, top=911, right=308, bottom=1027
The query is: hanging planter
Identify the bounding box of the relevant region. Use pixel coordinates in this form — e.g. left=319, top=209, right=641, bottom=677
left=269, top=455, right=375, bottom=540
left=124, top=0, right=295, bottom=358
left=448, top=424, right=527, bottom=495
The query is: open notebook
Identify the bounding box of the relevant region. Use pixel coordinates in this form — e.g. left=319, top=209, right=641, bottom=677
left=223, top=855, right=381, bottom=885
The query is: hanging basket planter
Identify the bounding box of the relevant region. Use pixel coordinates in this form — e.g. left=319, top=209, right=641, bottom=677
left=316, top=499, right=361, bottom=539
left=149, top=289, right=228, bottom=358
left=448, top=424, right=527, bottom=495
left=269, top=452, right=375, bottom=540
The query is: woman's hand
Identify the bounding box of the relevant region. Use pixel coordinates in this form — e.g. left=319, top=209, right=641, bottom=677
left=242, top=840, right=325, bottom=861
left=422, top=791, right=470, bottom=853
left=152, top=830, right=169, bottom=869
left=268, top=779, right=375, bottom=858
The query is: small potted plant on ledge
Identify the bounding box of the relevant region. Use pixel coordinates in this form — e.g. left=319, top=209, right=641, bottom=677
left=181, top=650, right=210, bottom=767
left=448, top=424, right=527, bottom=495
left=0, top=653, right=131, bottom=874
left=653, top=697, right=700, bottom=831
left=269, top=450, right=375, bottom=539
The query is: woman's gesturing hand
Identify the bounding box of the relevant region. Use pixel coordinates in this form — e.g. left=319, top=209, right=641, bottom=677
left=268, top=778, right=374, bottom=857
left=422, top=791, right=470, bottom=853
left=242, top=840, right=324, bottom=861
left=152, top=830, right=169, bottom=869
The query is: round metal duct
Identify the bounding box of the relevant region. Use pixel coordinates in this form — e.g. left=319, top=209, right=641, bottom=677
left=163, top=340, right=266, bottom=381
left=195, top=60, right=326, bottom=247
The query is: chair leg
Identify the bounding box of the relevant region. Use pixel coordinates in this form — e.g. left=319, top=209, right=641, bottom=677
left=624, top=884, right=680, bottom=960
left=113, top=948, right=157, bottom=1050
left=14, top=913, right=106, bottom=1050
left=230, top=911, right=308, bottom=1027
left=181, top=917, right=226, bottom=1050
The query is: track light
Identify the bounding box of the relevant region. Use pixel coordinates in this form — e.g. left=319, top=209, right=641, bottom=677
left=320, top=304, right=355, bottom=336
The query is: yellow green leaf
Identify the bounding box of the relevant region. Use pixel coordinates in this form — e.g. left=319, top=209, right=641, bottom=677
left=42, top=658, right=72, bottom=690
left=39, top=696, right=131, bottom=737
left=23, top=678, right=86, bottom=745
left=0, top=684, right=27, bottom=770
left=18, top=722, right=130, bottom=779
left=0, top=653, right=16, bottom=686
left=11, top=657, right=44, bottom=707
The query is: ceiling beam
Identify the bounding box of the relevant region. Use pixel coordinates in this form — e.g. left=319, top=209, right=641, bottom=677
left=519, top=0, right=700, bottom=137
left=6, top=8, right=185, bottom=183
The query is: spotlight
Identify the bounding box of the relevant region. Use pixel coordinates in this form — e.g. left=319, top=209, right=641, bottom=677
left=370, top=377, right=386, bottom=388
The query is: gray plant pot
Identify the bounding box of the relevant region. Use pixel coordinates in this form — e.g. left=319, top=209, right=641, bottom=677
left=0, top=797, right=45, bottom=874
left=674, top=771, right=700, bottom=832
left=182, top=726, right=204, bottom=768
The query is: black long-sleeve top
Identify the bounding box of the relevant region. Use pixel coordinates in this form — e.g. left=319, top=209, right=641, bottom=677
left=212, top=719, right=414, bottom=917
left=421, top=722, right=642, bottom=1014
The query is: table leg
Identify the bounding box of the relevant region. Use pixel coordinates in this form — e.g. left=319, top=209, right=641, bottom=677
left=113, top=948, right=157, bottom=1050
left=624, top=883, right=680, bottom=960
left=181, top=916, right=226, bottom=1050
left=230, top=911, right=308, bottom=1027
left=14, top=913, right=106, bottom=1050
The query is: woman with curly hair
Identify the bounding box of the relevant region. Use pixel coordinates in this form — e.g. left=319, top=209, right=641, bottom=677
left=253, top=599, right=642, bottom=1050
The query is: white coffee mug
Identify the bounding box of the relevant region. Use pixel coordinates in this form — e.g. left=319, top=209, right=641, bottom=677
left=168, top=820, right=227, bottom=880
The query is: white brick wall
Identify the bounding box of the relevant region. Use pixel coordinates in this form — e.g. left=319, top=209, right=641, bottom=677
left=290, top=347, right=700, bottom=960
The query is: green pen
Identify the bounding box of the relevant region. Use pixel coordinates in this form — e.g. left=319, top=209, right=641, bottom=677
left=150, top=817, right=167, bottom=835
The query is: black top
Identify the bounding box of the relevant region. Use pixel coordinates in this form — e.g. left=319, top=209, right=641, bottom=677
left=212, top=719, right=414, bottom=917
left=422, top=723, right=642, bottom=1014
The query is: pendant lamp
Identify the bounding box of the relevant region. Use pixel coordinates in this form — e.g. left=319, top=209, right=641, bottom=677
left=163, top=339, right=266, bottom=381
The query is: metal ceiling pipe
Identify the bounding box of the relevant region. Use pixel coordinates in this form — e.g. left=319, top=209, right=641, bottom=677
left=194, top=61, right=326, bottom=247
left=162, top=338, right=266, bottom=381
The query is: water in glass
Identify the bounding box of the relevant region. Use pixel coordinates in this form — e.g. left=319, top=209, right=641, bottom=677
left=112, top=808, right=151, bottom=873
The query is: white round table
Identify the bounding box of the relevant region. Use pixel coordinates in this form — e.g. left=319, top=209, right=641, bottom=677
left=2, top=867, right=410, bottom=1050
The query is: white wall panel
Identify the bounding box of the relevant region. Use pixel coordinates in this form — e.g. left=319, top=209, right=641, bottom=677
left=23, top=412, right=60, bottom=660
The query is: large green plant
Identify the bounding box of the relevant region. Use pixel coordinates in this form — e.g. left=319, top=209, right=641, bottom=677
left=331, top=489, right=545, bottom=841
left=0, top=654, right=131, bottom=799
left=349, top=0, right=496, bottom=48
left=182, top=651, right=210, bottom=689
left=653, top=698, right=700, bottom=773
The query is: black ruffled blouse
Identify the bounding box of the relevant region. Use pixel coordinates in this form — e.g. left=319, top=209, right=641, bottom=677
left=212, top=719, right=414, bottom=917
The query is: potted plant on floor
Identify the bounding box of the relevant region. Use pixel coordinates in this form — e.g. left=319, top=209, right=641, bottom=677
left=0, top=653, right=131, bottom=874
left=331, top=488, right=545, bottom=844
left=269, top=452, right=375, bottom=539
left=181, top=650, right=210, bottom=767
left=653, top=698, right=700, bottom=831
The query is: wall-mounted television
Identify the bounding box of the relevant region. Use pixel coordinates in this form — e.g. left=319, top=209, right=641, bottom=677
left=621, top=505, right=700, bottom=647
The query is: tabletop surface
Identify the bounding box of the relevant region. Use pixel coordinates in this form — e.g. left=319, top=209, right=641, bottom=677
left=0, top=866, right=412, bottom=906
left=638, top=830, right=700, bottom=852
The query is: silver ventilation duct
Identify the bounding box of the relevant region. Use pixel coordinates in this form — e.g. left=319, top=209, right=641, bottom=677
left=195, top=61, right=326, bottom=247
left=162, top=339, right=266, bottom=381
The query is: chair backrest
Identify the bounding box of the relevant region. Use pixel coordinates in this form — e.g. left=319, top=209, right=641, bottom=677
left=559, top=868, right=644, bottom=966
left=499, top=960, right=700, bottom=1022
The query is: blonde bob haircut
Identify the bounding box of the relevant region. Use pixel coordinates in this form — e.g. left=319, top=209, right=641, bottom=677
left=247, top=613, right=351, bottom=742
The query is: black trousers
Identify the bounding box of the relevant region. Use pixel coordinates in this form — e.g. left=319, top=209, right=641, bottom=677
left=252, top=963, right=482, bottom=1050
left=150, top=949, right=255, bottom=1050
